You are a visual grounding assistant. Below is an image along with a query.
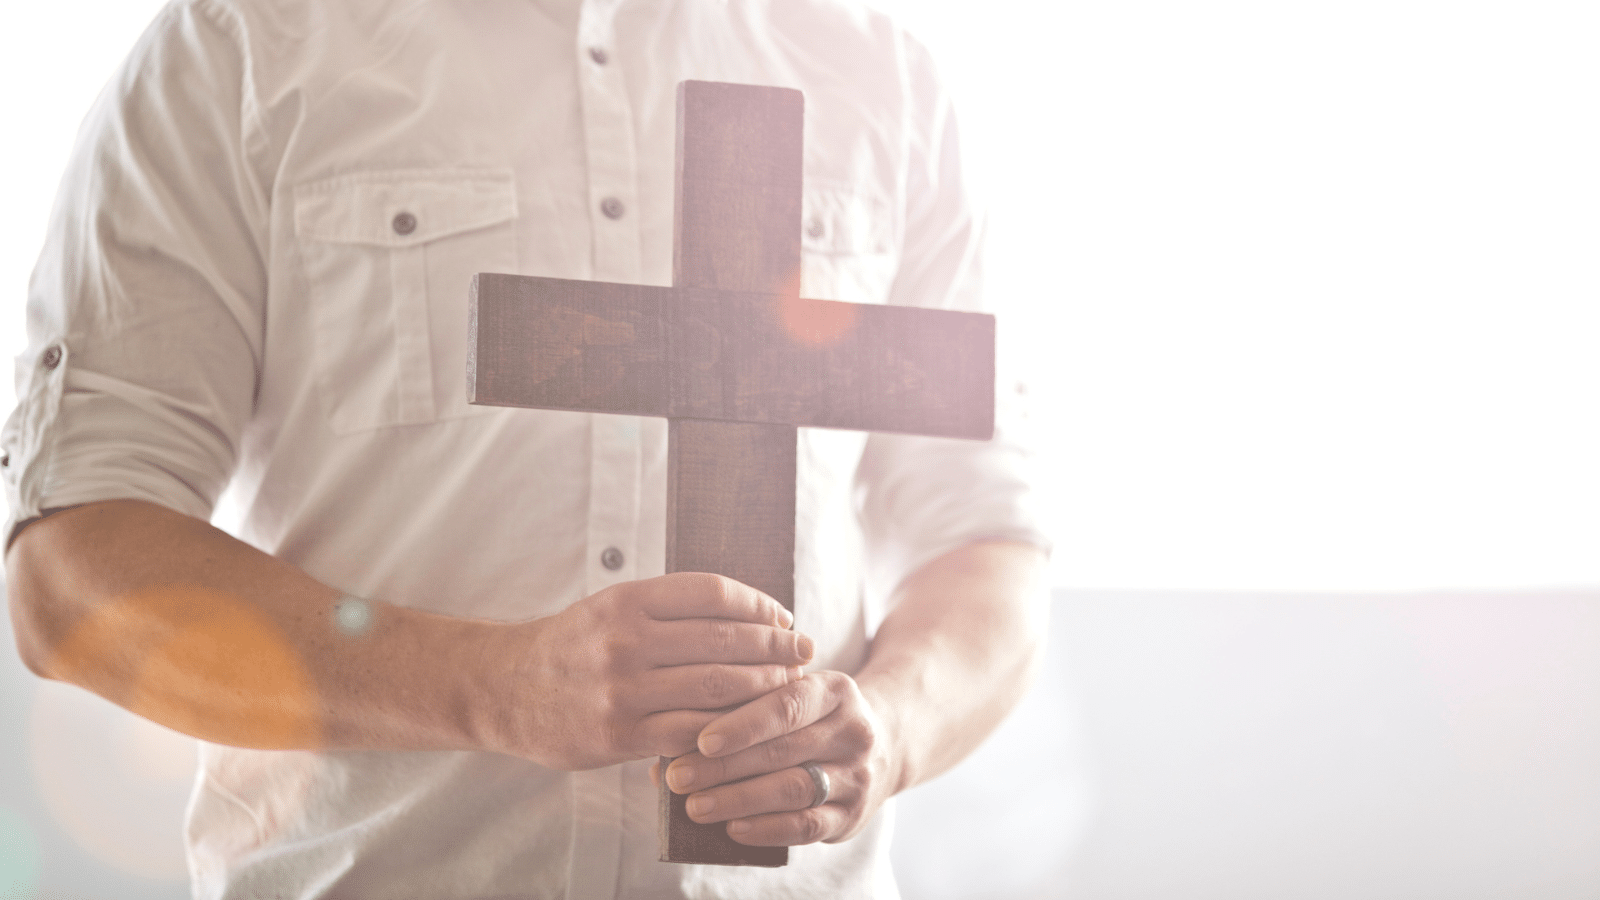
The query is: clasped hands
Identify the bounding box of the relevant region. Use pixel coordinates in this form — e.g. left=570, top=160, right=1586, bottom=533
left=488, top=572, right=897, bottom=847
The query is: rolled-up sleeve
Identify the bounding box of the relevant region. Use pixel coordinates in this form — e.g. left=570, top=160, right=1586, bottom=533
left=4, top=0, right=264, bottom=542
left=855, top=33, right=1051, bottom=614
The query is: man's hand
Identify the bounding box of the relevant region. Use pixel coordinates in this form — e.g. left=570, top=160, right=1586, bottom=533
left=482, top=572, right=814, bottom=772
left=655, top=540, right=1046, bottom=847
left=657, top=670, right=897, bottom=846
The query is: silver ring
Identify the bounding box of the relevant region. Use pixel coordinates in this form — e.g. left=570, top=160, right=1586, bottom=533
left=802, top=762, right=830, bottom=808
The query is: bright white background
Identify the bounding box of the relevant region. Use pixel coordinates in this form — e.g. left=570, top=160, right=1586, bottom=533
left=869, top=0, right=1600, bottom=592
left=3, top=0, right=1599, bottom=592
left=1, top=2, right=1598, bottom=898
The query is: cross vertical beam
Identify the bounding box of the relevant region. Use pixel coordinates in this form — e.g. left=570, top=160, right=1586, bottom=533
left=659, top=80, right=803, bottom=868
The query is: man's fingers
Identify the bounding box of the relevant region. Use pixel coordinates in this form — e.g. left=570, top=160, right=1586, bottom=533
left=635, top=663, right=802, bottom=714
left=661, top=671, right=882, bottom=848
left=666, top=726, right=812, bottom=794
left=694, top=671, right=838, bottom=759
left=724, top=804, right=848, bottom=847
left=682, top=764, right=847, bottom=826
left=636, top=572, right=791, bottom=627
left=646, top=619, right=814, bottom=668
left=631, top=709, right=721, bottom=758
left=666, top=726, right=818, bottom=796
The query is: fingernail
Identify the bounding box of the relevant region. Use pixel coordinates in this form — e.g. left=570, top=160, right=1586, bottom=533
left=687, top=795, right=716, bottom=819
left=668, top=764, right=694, bottom=793
left=796, top=634, right=815, bottom=662
left=699, top=733, right=725, bottom=756
left=777, top=607, right=794, bottom=628
left=728, top=820, right=751, bottom=836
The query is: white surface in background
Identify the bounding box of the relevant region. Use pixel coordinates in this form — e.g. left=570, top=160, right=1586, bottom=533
left=895, top=590, right=1600, bottom=900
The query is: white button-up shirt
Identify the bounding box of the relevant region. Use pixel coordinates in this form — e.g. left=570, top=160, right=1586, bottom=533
left=4, top=0, right=1045, bottom=896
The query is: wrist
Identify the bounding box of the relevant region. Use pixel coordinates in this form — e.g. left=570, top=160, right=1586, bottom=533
left=446, top=613, right=529, bottom=757
left=857, top=675, right=917, bottom=797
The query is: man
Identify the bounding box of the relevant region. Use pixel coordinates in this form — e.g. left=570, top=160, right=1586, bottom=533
left=4, top=0, right=1048, bottom=896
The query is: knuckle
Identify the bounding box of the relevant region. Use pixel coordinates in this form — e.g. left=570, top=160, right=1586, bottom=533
left=699, top=666, right=736, bottom=705
left=842, top=714, right=873, bottom=747
left=852, top=761, right=874, bottom=791
left=566, top=601, right=603, bottom=639
left=759, top=733, right=793, bottom=770
left=597, top=634, right=629, bottom=670
left=591, top=584, right=624, bottom=616
left=710, top=573, right=732, bottom=607
left=798, top=808, right=828, bottom=844
left=707, top=620, right=739, bottom=655
left=778, top=687, right=809, bottom=732
left=597, top=689, right=628, bottom=732
left=824, top=811, right=863, bottom=844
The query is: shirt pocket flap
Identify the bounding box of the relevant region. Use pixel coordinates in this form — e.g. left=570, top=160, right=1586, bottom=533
left=293, top=169, right=517, bottom=248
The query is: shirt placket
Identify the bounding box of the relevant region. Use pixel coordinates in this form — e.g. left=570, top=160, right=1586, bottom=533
left=577, top=0, right=642, bottom=284
left=570, top=2, right=639, bottom=898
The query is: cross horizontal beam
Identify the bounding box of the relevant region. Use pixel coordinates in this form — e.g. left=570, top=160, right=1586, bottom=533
left=468, top=272, right=994, bottom=440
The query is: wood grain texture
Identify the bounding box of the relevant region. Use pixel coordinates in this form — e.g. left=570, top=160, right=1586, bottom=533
left=469, top=274, right=994, bottom=439
left=468, top=274, right=668, bottom=416
left=660, top=78, right=805, bottom=868
left=659, top=418, right=795, bottom=868
left=665, top=420, right=798, bottom=613
left=666, top=289, right=993, bottom=439
left=674, top=80, right=803, bottom=295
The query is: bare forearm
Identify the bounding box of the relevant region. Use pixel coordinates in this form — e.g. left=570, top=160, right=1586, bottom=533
left=6, top=499, right=808, bottom=770
left=854, top=540, right=1048, bottom=795
left=5, top=499, right=493, bottom=752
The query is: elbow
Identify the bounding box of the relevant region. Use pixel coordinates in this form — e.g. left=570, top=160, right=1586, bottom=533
left=13, top=634, right=53, bottom=681
left=8, top=581, right=59, bottom=680
left=5, top=519, right=72, bottom=681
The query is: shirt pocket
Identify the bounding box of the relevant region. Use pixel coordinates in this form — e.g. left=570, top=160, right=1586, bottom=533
left=293, top=169, right=517, bottom=434
left=798, top=184, right=897, bottom=304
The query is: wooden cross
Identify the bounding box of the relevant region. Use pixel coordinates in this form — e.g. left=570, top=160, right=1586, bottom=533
left=467, top=80, right=994, bottom=867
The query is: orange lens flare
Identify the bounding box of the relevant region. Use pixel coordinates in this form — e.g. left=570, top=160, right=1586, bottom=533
left=50, top=584, right=321, bottom=750
left=777, top=294, right=857, bottom=349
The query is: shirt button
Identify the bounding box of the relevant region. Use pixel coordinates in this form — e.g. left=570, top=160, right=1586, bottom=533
left=600, top=197, right=625, bottom=220
left=589, top=47, right=608, bottom=65
left=40, top=345, right=63, bottom=370
left=392, top=211, right=417, bottom=235
left=805, top=217, right=825, bottom=239
left=600, top=547, right=625, bottom=571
